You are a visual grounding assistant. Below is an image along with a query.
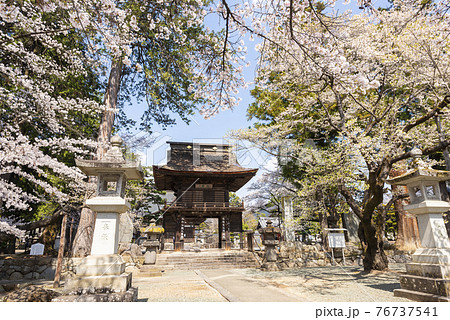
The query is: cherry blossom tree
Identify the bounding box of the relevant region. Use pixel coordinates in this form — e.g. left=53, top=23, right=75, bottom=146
left=69, top=0, right=253, bottom=256
left=1, top=1, right=250, bottom=248
left=0, top=1, right=103, bottom=237
left=232, top=0, right=450, bottom=270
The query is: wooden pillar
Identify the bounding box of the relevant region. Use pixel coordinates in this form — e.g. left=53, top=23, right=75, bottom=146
left=224, top=215, right=231, bottom=250
left=68, top=216, right=74, bottom=255
left=53, top=213, right=67, bottom=288
left=175, top=215, right=184, bottom=251
left=239, top=232, right=244, bottom=250
left=247, top=231, right=254, bottom=252
left=218, top=216, right=223, bottom=249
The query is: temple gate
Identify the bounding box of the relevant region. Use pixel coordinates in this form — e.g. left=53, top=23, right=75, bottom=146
left=153, top=142, right=257, bottom=251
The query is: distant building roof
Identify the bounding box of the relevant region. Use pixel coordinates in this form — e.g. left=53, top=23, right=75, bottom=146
left=153, top=141, right=257, bottom=191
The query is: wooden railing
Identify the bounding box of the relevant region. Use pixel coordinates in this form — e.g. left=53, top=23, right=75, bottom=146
left=165, top=201, right=244, bottom=209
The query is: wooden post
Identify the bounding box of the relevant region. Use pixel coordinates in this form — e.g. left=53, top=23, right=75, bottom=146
left=247, top=231, right=254, bottom=252
left=239, top=232, right=244, bottom=250
left=224, top=215, right=231, bottom=250
left=218, top=216, right=223, bottom=249
left=174, top=215, right=184, bottom=251
left=53, top=213, right=67, bottom=288
left=68, top=216, right=74, bottom=256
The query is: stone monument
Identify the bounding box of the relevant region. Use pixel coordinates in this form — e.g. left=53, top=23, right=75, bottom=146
left=281, top=196, right=295, bottom=242
left=118, top=212, right=134, bottom=244
left=30, top=243, right=44, bottom=256
left=388, top=149, right=450, bottom=302
left=65, top=135, right=143, bottom=298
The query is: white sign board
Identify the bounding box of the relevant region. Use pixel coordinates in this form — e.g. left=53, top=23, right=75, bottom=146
left=328, top=233, right=346, bottom=248
left=30, top=243, right=45, bottom=255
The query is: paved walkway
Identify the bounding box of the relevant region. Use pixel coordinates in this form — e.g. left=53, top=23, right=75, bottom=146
left=196, top=269, right=305, bottom=301
left=133, top=270, right=227, bottom=302
left=134, top=264, right=412, bottom=302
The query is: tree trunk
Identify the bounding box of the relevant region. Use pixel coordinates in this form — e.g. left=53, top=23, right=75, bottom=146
left=340, top=162, right=391, bottom=271
left=359, top=164, right=391, bottom=271
left=360, top=217, right=389, bottom=271
left=71, top=59, right=123, bottom=257
left=97, top=59, right=123, bottom=158
left=319, top=211, right=329, bottom=251
left=395, top=203, right=421, bottom=251
left=71, top=206, right=96, bottom=257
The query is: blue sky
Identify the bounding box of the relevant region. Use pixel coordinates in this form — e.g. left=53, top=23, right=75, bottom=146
left=122, top=0, right=388, bottom=197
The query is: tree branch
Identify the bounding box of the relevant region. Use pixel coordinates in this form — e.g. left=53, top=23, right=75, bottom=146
left=338, top=182, right=363, bottom=220
left=403, top=95, right=450, bottom=133
left=18, top=208, right=63, bottom=231
left=391, top=138, right=450, bottom=164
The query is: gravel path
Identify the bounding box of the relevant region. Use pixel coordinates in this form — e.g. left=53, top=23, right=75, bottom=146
left=134, top=264, right=412, bottom=302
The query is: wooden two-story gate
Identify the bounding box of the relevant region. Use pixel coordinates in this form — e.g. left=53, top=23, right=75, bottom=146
left=153, top=142, right=257, bottom=251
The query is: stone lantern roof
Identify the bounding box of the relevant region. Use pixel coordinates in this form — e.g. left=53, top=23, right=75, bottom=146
left=76, top=135, right=144, bottom=180
left=387, top=148, right=450, bottom=186
left=387, top=167, right=450, bottom=185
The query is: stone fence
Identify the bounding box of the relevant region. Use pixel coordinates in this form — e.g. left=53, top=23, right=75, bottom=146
left=275, top=242, right=412, bottom=268
left=0, top=243, right=413, bottom=284
left=0, top=256, right=83, bottom=283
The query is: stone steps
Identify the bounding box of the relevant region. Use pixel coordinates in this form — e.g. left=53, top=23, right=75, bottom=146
left=151, top=250, right=259, bottom=270
left=398, top=274, right=450, bottom=297
left=394, top=288, right=450, bottom=302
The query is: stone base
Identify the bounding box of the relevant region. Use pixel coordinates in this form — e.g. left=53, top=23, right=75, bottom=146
left=412, top=248, right=450, bottom=264
left=134, top=265, right=162, bottom=278
left=76, top=254, right=125, bottom=276
left=261, top=262, right=280, bottom=272
left=399, top=274, right=450, bottom=297
left=53, top=287, right=138, bottom=302
left=396, top=248, right=450, bottom=302
left=406, top=262, right=450, bottom=279
left=144, top=251, right=156, bottom=264
left=64, top=272, right=132, bottom=293
left=394, top=289, right=450, bottom=302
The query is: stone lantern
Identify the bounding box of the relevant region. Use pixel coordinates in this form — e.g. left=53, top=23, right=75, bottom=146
left=387, top=148, right=450, bottom=302
left=141, top=219, right=164, bottom=264
left=260, top=220, right=282, bottom=271
left=66, top=135, right=143, bottom=295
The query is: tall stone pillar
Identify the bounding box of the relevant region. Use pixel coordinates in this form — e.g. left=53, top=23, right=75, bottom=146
left=282, top=196, right=295, bottom=242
